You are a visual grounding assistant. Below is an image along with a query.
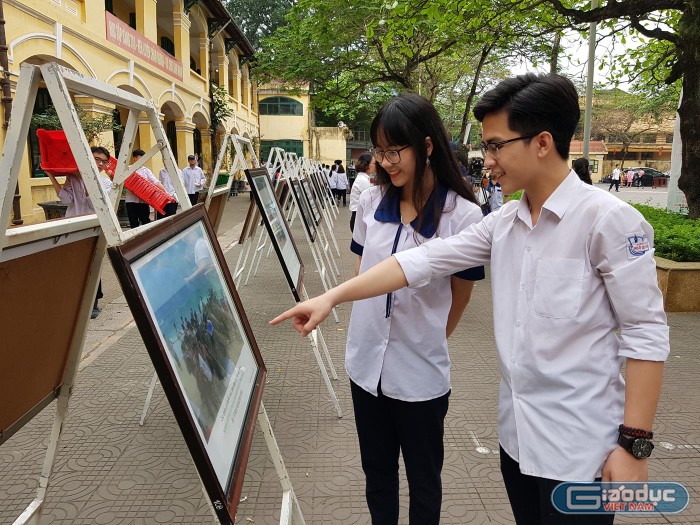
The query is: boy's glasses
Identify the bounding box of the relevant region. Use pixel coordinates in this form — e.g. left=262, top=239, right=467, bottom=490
left=370, top=145, right=410, bottom=164
left=480, top=134, right=537, bottom=159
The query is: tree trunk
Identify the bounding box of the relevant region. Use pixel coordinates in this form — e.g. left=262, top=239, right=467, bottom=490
left=676, top=3, right=700, bottom=219
left=457, top=44, right=492, bottom=144
left=550, top=32, right=561, bottom=74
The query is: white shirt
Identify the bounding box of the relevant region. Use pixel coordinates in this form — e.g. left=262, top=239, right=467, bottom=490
left=612, top=168, right=621, bottom=180
left=125, top=166, right=160, bottom=203
left=335, top=170, right=348, bottom=190
left=349, top=172, right=371, bottom=212
left=488, top=183, right=503, bottom=212
left=159, top=168, right=178, bottom=200
left=58, top=172, right=112, bottom=217
left=348, top=185, right=485, bottom=402
left=394, top=171, right=669, bottom=481
left=182, top=165, right=206, bottom=194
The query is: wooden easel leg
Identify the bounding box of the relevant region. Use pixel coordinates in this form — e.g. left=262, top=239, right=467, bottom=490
left=139, top=371, right=159, bottom=426
left=257, top=403, right=307, bottom=525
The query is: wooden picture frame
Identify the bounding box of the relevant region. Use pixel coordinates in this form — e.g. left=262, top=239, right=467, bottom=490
left=300, top=178, right=322, bottom=225
left=108, top=206, right=266, bottom=525
left=245, top=168, right=304, bottom=301
left=307, top=168, right=326, bottom=210
left=289, top=178, right=318, bottom=241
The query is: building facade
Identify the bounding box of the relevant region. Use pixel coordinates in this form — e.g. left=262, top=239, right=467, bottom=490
left=1, top=0, right=258, bottom=225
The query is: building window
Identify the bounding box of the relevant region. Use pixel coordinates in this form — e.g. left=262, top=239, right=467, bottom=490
left=166, top=121, right=178, bottom=160
left=261, top=140, right=303, bottom=160
left=129, top=12, right=136, bottom=30
left=589, top=160, right=599, bottom=173
left=666, top=134, right=674, bottom=144
left=28, top=88, right=53, bottom=178
left=105, top=0, right=113, bottom=13
left=258, top=97, right=303, bottom=116
left=160, top=37, right=175, bottom=57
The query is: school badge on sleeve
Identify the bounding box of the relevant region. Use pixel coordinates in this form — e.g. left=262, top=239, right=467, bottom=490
left=626, top=233, right=651, bottom=259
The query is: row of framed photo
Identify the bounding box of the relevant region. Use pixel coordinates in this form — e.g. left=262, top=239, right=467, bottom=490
left=107, top=164, right=332, bottom=524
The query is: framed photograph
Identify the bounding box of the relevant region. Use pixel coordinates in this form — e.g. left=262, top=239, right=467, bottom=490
left=300, top=178, right=322, bottom=225
left=307, top=169, right=326, bottom=210
left=289, top=178, right=318, bottom=242
left=238, top=200, right=261, bottom=245
left=245, top=168, right=304, bottom=301
left=108, top=206, right=266, bottom=525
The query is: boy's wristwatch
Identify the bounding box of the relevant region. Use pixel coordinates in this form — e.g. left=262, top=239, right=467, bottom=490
left=617, top=433, right=655, bottom=459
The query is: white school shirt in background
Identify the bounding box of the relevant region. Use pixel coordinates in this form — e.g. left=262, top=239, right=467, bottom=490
left=349, top=172, right=371, bottom=212
left=612, top=168, right=621, bottom=180
left=335, top=170, right=348, bottom=190
left=182, top=166, right=206, bottom=194
left=348, top=185, right=485, bottom=402
left=58, top=172, right=112, bottom=217
left=394, top=171, right=669, bottom=481
left=158, top=168, right=178, bottom=200
left=125, top=166, right=160, bottom=203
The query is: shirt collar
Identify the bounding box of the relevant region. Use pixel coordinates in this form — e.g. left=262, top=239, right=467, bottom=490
left=374, top=183, right=449, bottom=238
left=542, top=170, right=581, bottom=219
left=516, top=170, right=581, bottom=223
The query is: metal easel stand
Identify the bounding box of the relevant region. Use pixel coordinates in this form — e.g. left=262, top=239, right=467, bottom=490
left=258, top=403, right=307, bottom=524
left=287, top=203, right=339, bottom=323
left=244, top=225, right=268, bottom=286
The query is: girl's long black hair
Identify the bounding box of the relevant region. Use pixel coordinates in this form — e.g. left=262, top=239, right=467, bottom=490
left=370, top=93, right=477, bottom=236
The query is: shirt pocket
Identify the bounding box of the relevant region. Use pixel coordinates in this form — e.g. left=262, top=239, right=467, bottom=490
left=531, top=258, right=584, bottom=319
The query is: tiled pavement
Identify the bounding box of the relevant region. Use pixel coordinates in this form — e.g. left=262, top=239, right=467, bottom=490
left=1, top=195, right=699, bottom=524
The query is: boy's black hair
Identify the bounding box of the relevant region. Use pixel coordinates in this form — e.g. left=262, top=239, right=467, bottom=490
left=132, top=149, right=146, bottom=157
left=370, top=93, right=477, bottom=237
left=473, top=73, right=580, bottom=159
left=91, top=146, right=111, bottom=159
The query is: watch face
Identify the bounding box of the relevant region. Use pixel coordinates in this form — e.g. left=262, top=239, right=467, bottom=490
left=632, top=439, right=654, bottom=458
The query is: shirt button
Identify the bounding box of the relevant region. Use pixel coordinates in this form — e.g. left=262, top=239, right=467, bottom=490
left=526, top=246, right=531, bottom=252
left=511, top=357, right=516, bottom=364
left=516, top=320, right=521, bottom=327
left=520, top=283, right=525, bottom=290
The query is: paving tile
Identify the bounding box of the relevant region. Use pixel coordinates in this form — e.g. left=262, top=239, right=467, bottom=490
left=1, top=196, right=698, bottom=525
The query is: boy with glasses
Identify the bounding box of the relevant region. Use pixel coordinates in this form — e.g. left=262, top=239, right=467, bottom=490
left=45, top=146, right=114, bottom=319
left=272, top=73, right=669, bottom=525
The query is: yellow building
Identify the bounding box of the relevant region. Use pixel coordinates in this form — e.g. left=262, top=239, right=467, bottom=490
left=1, top=0, right=259, bottom=225
left=258, top=82, right=350, bottom=166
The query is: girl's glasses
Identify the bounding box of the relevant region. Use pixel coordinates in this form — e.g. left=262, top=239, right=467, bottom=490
left=370, top=145, right=410, bottom=164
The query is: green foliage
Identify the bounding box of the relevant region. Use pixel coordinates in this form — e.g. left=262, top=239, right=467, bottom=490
left=632, top=204, right=700, bottom=262
left=210, top=83, right=235, bottom=131
left=507, top=190, right=523, bottom=201
left=31, top=104, right=122, bottom=145
left=225, top=0, right=293, bottom=50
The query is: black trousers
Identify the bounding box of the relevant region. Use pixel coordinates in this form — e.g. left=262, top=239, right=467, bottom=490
left=125, top=202, right=151, bottom=228
left=350, top=211, right=356, bottom=232
left=188, top=193, right=199, bottom=206
left=334, top=188, right=346, bottom=206
left=608, top=179, right=620, bottom=191
left=500, top=447, right=615, bottom=525
left=351, top=380, right=449, bottom=525
left=156, top=201, right=178, bottom=219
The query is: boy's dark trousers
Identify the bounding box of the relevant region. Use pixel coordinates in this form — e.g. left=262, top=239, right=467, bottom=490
left=500, top=447, right=615, bottom=525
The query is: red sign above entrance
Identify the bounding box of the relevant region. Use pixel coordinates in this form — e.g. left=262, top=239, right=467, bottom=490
left=105, top=12, right=183, bottom=81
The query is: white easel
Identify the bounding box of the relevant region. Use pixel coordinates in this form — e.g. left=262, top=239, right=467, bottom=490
left=299, top=157, right=341, bottom=258
left=0, top=62, right=304, bottom=525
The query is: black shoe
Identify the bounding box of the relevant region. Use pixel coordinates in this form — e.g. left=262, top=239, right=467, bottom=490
left=91, top=307, right=100, bottom=319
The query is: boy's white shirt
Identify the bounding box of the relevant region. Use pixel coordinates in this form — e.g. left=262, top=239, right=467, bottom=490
left=394, top=170, right=669, bottom=481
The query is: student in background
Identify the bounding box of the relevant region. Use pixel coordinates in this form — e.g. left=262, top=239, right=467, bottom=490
left=182, top=154, right=206, bottom=205
left=349, top=152, right=375, bottom=231
left=126, top=149, right=167, bottom=228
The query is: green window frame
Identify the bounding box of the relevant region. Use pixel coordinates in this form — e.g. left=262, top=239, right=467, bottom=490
left=258, top=97, right=303, bottom=116
left=261, top=140, right=303, bottom=161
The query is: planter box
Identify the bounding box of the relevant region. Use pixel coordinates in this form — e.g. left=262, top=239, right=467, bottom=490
left=655, top=256, right=700, bottom=312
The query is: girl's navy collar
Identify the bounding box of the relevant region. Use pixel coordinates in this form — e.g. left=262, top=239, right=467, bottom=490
left=374, top=183, right=448, bottom=238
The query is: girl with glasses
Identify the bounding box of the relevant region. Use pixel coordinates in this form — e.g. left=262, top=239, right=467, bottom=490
left=344, top=93, right=484, bottom=524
